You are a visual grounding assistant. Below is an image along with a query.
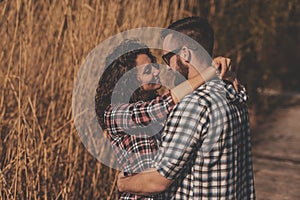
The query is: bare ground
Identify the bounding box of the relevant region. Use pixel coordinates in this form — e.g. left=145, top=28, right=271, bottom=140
left=252, top=95, right=300, bottom=200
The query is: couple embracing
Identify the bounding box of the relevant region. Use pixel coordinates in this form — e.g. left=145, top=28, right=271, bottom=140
left=95, top=16, right=255, bottom=200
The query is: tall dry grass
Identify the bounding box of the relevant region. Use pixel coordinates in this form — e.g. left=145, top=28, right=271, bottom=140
left=0, top=0, right=201, bottom=199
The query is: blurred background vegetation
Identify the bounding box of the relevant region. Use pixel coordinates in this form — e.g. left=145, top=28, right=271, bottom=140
left=0, top=0, right=299, bottom=199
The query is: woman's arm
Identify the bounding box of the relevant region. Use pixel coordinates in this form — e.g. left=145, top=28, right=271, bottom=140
left=170, top=66, right=216, bottom=103
left=105, top=91, right=175, bottom=131
left=105, top=57, right=235, bottom=131
left=105, top=66, right=216, bottom=131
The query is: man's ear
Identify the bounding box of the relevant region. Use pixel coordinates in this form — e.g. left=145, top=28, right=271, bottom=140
left=180, top=46, right=190, bottom=63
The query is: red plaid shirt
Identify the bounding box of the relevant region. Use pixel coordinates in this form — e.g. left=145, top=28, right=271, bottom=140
left=104, top=91, right=175, bottom=199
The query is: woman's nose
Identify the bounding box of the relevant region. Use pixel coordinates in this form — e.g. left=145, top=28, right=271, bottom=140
left=166, top=65, right=172, bottom=71
left=152, top=66, right=160, bottom=76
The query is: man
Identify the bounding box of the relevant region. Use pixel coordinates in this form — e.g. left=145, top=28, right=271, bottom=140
left=117, top=17, right=255, bottom=199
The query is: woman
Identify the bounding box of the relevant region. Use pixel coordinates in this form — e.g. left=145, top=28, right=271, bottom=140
left=95, top=39, right=232, bottom=199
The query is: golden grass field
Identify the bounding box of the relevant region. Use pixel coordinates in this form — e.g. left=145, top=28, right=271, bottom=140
left=2, top=0, right=298, bottom=199
left=0, top=0, right=203, bottom=199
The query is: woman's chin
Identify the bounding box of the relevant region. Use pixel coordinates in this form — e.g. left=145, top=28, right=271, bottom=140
left=142, top=83, right=162, bottom=91
left=154, top=84, right=162, bottom=90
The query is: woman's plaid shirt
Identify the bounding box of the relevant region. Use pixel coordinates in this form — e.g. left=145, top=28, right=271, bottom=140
left=104, top=91, right=175, bottom=200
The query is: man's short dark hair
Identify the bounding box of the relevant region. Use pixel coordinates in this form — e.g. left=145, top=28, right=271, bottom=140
left=162, top=16, right=214, bottom=55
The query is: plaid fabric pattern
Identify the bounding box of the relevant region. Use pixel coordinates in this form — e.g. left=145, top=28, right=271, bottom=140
left=155, top=79, right=255, bottom=199
left=104, top=91, right=175, bottom=200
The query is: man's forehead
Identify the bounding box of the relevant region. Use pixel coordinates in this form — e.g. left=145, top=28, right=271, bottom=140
left=162, top=34, right=180, bottom=51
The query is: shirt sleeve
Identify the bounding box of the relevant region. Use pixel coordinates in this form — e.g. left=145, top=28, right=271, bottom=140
left=154, top=97, right=209, bottom=180
left=104, top=91, right=175, bottom=131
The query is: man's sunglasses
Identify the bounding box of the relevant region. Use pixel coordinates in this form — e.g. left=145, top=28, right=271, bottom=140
left=162, top=48, right=182, bottom=66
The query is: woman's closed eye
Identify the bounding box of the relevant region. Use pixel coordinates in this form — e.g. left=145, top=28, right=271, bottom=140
left=143, top=64, right=160, bottom=75
left=143, top=65, right=152, bottom=74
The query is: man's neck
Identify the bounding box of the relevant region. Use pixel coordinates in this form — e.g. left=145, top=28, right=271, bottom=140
left=187, top=54, right=207, bottom=80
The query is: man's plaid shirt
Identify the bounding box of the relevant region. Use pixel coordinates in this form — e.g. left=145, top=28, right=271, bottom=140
left=155, top=79, right=255, bottom=199
left=104, top=91, right=175, bottom=200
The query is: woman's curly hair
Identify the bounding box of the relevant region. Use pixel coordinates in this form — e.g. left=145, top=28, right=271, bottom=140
left=95, top=39, right=157, bottom=129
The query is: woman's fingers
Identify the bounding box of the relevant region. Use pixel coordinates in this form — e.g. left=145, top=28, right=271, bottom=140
left=212, top=56, right=232, bottom=78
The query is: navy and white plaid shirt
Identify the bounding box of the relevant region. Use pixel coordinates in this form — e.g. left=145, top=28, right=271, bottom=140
left=105, top=91, right=175, bottom=200
left=155, top=79, right=255, bottom=199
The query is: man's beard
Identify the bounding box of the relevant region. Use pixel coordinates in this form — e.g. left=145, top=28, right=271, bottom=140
left=174, top=56, right=188, bottom=86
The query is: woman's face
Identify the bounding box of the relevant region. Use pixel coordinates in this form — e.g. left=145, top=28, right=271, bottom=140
left=136, top=54, right=161, bottom=91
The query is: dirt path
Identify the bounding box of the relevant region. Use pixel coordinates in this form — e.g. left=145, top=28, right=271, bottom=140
left=252, top=96, right=300, bottom=200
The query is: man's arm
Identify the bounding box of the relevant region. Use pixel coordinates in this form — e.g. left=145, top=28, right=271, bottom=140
left=117, top=169, right=173, bottom=196
left=117, top=99, right=209, bottom=194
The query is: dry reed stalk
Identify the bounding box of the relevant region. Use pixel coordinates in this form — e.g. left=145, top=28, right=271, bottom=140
left=107, top=171, right=118, bottom=200
left=0, top=0, right=199, bottom=199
